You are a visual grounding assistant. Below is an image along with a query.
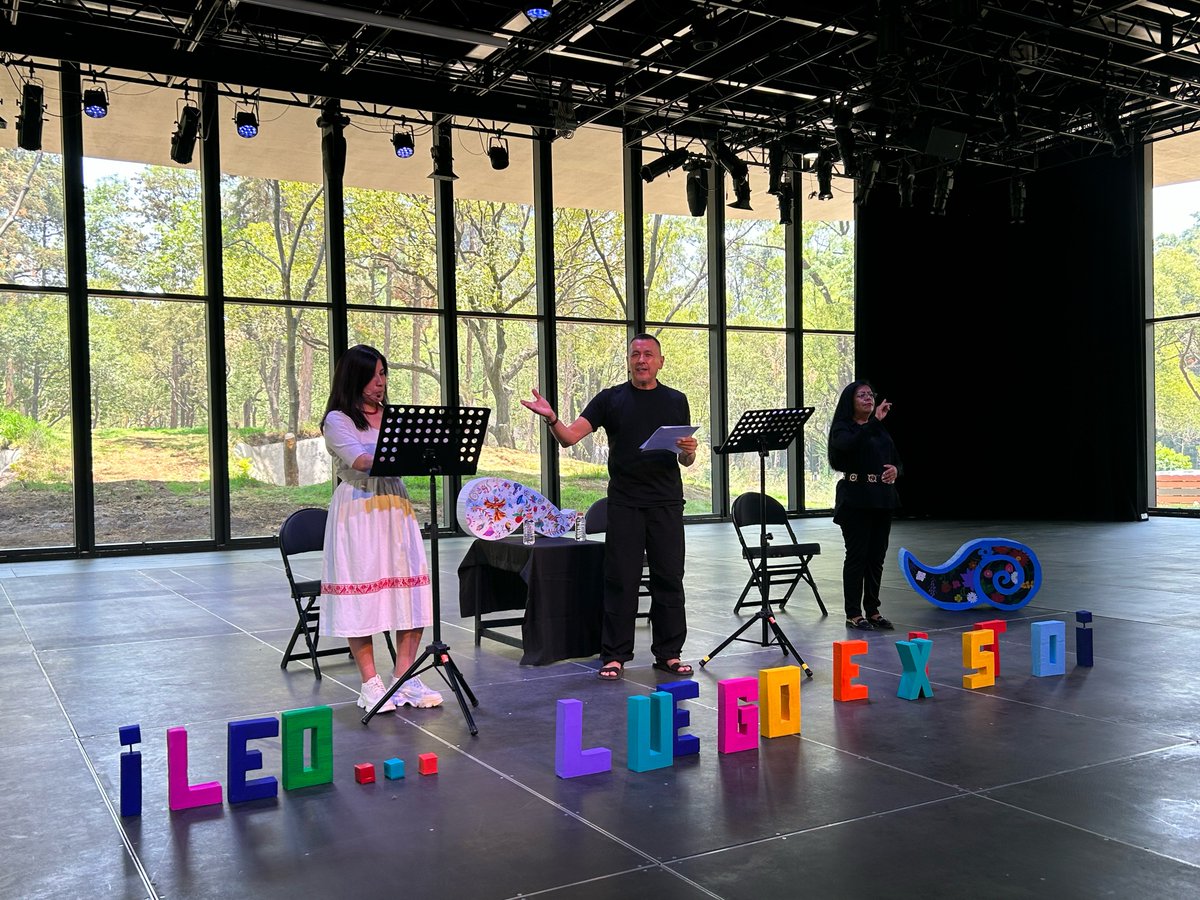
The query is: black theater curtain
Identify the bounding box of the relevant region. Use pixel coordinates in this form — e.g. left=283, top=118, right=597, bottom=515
left=853, top=153, right=1148, bottom=521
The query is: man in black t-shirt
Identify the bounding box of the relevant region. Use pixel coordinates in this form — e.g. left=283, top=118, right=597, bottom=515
left=520, top=334, right=698, bottom=680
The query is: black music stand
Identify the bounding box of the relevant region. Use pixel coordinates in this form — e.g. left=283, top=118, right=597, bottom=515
left=700, top=407, right=815, bottom=677
left=361, top=404, right=490, bottom=733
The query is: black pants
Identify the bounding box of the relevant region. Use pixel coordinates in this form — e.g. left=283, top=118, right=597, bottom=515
left=602, top=503, right=686, bottom=664
left=837, top=507, right=893, bottom=620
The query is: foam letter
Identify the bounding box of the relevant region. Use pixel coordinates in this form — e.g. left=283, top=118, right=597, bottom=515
left=657, top=680, right=701, bottom=757
left=833, top=640, right=869, bottom=701
left=962, top=629, right=995, bottom=689
left=974, top=619, right=1008, bottom=676
left=555, top=699, right=612, bottom=778
left=627, top=692, right=674, bottom=772
left=896, top=638, right=934, bottom=700
left=908, top=632, right=931, bottom=675
left=759, top=666, right=801, bottom=738
left=1031, top=620, right=1067, bottom=677
left=281, top=706, right=334, bottom=790
left=717, top=677, right=759, bottom=754
left=119, top=724, right=142, bottom=817
left=227, top=717, right=279, bottom=804
left=1075, top=610, right=1094, bottom=668
left=166, top=727, right=223, bottom=811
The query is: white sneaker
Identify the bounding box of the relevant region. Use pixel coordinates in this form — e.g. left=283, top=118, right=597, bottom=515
left=394, top=676, right=443, bottom=709
left=357, top=675, right=396, bottom=712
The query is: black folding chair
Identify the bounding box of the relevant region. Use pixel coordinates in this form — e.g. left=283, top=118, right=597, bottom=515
left=730, top=492, right=827, bottom=616
left=584, top=497, right=650, bottom=620
left=278, top=507, right=395, bottom=679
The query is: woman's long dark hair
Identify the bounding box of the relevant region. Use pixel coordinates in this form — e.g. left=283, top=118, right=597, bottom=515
left=828, top=379, right=873, bottom=471
left=321, top=344, right=387, bottom=431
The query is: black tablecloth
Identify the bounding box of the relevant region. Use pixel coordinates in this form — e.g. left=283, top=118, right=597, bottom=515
left=457, top=536, right=605, bottom=665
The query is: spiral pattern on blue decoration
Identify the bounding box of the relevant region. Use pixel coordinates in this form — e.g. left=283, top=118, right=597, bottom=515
left=898, top=538, right=1041, bottom=611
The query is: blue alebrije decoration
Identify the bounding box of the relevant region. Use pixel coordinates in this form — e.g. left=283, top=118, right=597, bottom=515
left=898, top=538, right=1042, bottom=611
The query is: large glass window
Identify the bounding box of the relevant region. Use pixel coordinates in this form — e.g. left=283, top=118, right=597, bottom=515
left=454, top=133, right=538, bottom=484
left=0, top=68, right=66, bottom=287
left=344, top=112, right=443, bottom=524
left=1152, top=136, right=1200, bottom=507
left=82, top=78, right=210, bottom=543
left=222, top=95, right=331, bottom=537
left=0, top=292, right=74, bottom=548
left=552, top=126, right=628, bottom=512
left=800, top=195, right=855, bottom=510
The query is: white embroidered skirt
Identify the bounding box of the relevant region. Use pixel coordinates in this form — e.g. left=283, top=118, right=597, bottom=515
left=319, top=476, right=433, bottom=637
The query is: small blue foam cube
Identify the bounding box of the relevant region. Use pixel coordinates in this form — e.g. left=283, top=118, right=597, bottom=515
left=384, top=757, right=405, bottom=780
left=119, top=724, right=141, bottom=747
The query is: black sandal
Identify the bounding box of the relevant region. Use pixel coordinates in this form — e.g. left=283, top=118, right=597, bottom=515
left=652, top=659, right=694, bottom=677
left=868, top=615, right=895, bottom=630
left=597, top=661, right=624, bottom=680
left=846, top=617, right=874, bottom=630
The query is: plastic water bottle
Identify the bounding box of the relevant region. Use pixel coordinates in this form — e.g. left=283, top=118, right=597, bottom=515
left=575, top=513, right=586, bottom=541
left=523, top=517, right=535, bottom=546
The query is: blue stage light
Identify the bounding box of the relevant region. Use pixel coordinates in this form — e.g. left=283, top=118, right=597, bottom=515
left=235, top=110, right=259, bottom=139
left=392, top=129, right=415, bottom=158
left=526, top=7, right=551, bottom=19
left=83, top=88, right=108, bottom=119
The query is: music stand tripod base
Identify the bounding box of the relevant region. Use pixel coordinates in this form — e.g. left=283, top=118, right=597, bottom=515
left=701, top=407, right=815, bottom=678
left=359, top=404, right=490, bottom=733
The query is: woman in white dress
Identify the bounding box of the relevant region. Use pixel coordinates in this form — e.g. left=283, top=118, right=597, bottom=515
left=319, top=344, right=442, bottom=712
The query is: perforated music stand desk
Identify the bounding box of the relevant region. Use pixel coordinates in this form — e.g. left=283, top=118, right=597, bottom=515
left=702, top=407, right=815, bottom=676
left=360, top=405, right=490, bottom=733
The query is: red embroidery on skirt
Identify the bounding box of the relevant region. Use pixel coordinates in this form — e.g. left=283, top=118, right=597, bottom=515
left=322, top=575, right=431, bottom=595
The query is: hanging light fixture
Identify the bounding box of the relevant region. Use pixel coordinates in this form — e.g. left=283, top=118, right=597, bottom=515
left=685, top=162, right=709, bottom=217
left=391, top=125, right=415, bottom=158
left=83, top=83, right=109, bottom=119
left=17, top=81, right=45, bottom=151
left=488, top=135, right=510, bottom=170
left=234, top=99, right=260, bottom=139
left=170, top=102, right=201, bottom=165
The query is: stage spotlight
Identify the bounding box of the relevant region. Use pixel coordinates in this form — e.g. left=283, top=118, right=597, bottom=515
left=776, top=180, right=793, bottom=226
left=710, top=140, right=748, bottom=183
left=488, top=135, right=510, bottom=170
left=170, top=104, right=201, bottom=165
left=429, top=139, right=458, bottom=181
left=392, top=127, right=415, bottom=158
left=767, top=142, right=786, bottom=196
left=525, top=6, right=551, bottom=20
left=833, top=106, right=857, bottom=177
left=898, top=158, right=915, bottom=208
left=728, top=177, right=753, bottom=211
left=814, top=151, right=834, bottom=201
left=17, top=82, right=44, bottom=151
left=690, top=10, right=719, bottom=53
left=1010, top=176, right=1026, bottom=224
left=932, top=165, right=955, bottom=215
left=235, top=108, right=259, bottom=139
left=855, top=154, right=881, bottom=205
left=685, top=163, right=709, bottom=217
left=641, top=147, right=689, bottom=183
left=555, top=80, right=577, bottom=139
left=1102, top=106, right=1130, bottom=157
left=83, top=86, right=109, bottom=119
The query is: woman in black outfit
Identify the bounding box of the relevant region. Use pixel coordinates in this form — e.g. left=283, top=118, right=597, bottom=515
left=828, top=380, right=901, bottom=630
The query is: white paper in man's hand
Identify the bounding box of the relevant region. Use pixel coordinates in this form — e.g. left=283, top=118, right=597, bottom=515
left=639, top=425, right=699, bottom=452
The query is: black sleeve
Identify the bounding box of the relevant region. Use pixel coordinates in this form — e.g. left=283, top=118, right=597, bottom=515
left=580, top=389, right=608, bottom=431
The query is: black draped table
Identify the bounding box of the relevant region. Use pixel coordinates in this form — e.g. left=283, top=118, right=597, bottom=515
left=457, top=536, right=605, bottom=665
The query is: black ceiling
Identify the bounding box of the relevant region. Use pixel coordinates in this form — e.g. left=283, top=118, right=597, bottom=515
left=4, top=0, right=1200, bottom=176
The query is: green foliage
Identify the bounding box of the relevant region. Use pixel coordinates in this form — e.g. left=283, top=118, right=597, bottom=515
left=1155, top=441, right=1193, bottom=471
left=0, top=408, right=71, bottom=483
